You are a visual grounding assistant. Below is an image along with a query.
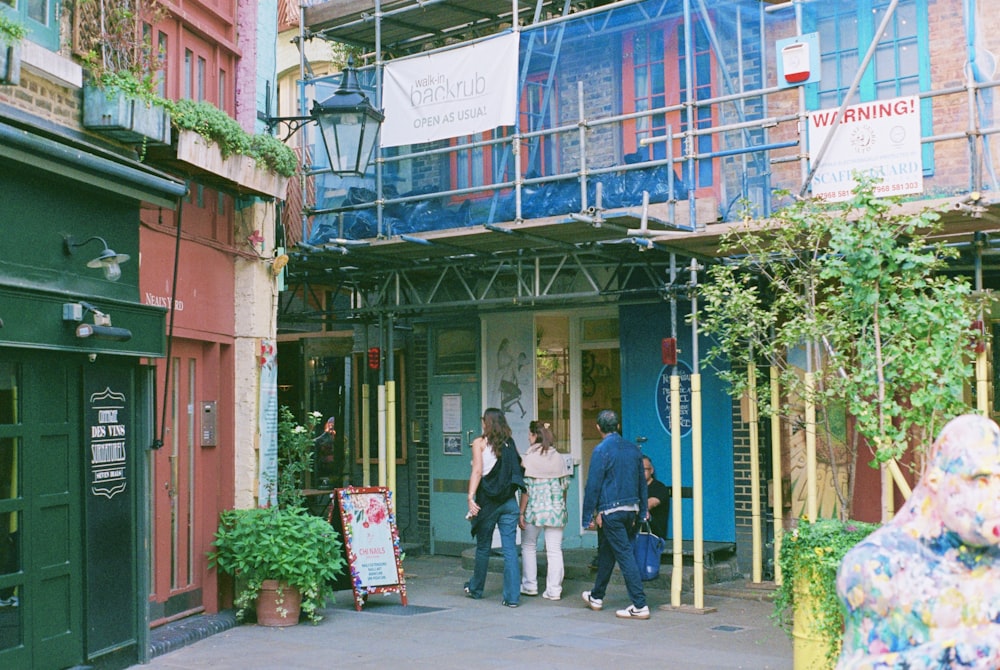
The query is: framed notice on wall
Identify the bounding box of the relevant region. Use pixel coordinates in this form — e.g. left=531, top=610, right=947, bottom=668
left=335, top=486, right=407, bottom=610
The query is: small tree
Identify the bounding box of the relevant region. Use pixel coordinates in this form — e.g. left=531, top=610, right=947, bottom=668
left=698, top=176, right=985, bottom=518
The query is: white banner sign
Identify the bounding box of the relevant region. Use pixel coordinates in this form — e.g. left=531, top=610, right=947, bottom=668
left=381, top=32, right=519, bottom=148
left=808, top=95, right=923, bottom=202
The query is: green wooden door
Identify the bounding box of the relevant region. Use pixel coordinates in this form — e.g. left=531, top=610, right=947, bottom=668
left=0, top=353, right=83, bottom=670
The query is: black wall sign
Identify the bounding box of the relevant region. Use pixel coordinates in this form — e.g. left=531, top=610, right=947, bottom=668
left=84, top=370, right=135, bottom=656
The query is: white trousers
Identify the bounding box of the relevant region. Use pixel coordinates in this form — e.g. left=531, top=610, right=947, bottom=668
left=520, top=523, right=565, bottom=597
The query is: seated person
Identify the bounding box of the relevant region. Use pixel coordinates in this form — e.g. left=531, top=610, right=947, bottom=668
left=643, top=456, right=669, bottom=540
left=836, top=414, right=1000, bottom=669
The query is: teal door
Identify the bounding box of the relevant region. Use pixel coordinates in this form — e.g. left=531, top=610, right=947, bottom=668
left=0, top=352, right=84, bottom=670
left=427, top=324, right=482, bottom=555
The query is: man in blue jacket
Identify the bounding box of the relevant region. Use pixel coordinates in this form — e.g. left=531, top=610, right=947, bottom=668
left=581, top=409, right=650, bottom=619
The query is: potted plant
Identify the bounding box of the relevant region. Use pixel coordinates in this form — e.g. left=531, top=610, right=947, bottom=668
left=209, top=407, right=345, bottom=625
left=0, top=13, right=26, bottom=86
left=772, top=519, right=878, bottom=668
left=77, top=0, right=172, bottom=144
left=209, top=507, right=346, bottom=625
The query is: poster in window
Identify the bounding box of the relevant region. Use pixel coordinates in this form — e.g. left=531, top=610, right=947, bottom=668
left=443, top=433, right=463, bottom=455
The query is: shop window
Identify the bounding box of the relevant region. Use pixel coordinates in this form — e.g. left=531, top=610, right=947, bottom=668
left=434, top=327, right=477, bottom=376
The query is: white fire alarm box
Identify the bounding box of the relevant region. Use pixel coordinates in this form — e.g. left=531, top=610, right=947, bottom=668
left=782, top=41, right=810, bottom=84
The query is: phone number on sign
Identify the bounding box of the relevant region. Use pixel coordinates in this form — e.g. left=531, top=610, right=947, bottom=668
left=873, top=181, right=921, bottom=194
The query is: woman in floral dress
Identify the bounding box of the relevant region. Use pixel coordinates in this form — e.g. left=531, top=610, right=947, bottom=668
left=519, top=421, right=570, bottom=600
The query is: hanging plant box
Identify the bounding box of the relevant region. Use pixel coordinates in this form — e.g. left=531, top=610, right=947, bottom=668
left=149, top=129, right=289, bottom=200
left=0, top=42, right=20, bottom=86
left=82, top=84, right=171, bottom=146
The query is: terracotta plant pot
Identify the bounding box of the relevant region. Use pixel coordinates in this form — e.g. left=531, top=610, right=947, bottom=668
left=255, top=579, right=302, bottom=627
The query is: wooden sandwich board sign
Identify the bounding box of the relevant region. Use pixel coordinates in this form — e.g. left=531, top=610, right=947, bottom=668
left=334, top=486, right=407, bottom=610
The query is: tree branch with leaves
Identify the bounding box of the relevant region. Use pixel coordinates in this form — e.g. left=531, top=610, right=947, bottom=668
left=698, top=176, right=986, bottom=519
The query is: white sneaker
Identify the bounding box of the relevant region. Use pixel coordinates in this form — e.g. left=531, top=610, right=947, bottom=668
left=582, top=591, right=603, bottom=611
left=542, top=591, right=561, bottom=601
left=520, top=587, right=538, bottom=596
left=615, top=604, right=650, bottom=619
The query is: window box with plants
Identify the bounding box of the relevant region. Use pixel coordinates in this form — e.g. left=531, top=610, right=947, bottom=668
left=0, top=14, right=25, bottom=86
left=209, top=408, right=345, bottom=626
left=145, top=99, right=296, bottom=200
left=76, top=0, right=171, bottom=145
left=82, top=72, right=172, bottom=146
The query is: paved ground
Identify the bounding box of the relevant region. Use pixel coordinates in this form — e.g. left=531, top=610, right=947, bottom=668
left=139, top=553, right=793, bottom=669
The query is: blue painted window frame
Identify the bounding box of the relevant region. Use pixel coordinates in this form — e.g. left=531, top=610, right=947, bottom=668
left=803, top=0, right=934, bottom=174
left=1, top=0, right=58, bottom=51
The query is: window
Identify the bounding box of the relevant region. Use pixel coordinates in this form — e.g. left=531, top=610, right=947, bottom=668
left=520, top=73, right=559, bottom=177
left=452, top=135, right=487, bottom=191
left=805, top=0, right=932, bottom=171
left=156, top=30, right=168, bottom=97
left=623, top=20, right=717, bottom=192
left=1, top=0, right=57, bottom=50
left=184, top=48, right=193, bottom=99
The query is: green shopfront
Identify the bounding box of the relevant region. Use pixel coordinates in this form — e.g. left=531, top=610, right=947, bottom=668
left=0, top=119, right=186, bottom=669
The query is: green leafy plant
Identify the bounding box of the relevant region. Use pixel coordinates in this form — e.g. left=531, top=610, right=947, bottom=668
left=772, top=519, right=878, bottom=666
left=272, top=406, right=322, bottom=510
left=208, top=507, right=346, bottom=624
left=167, top=98, right=298, bottom=177
left=698, top=175, right=985, bottom=516
left=0, top=14, right=28, bottom=43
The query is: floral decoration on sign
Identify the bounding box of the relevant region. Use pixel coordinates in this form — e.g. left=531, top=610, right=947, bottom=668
left=259, top=340, right=275, bottom=369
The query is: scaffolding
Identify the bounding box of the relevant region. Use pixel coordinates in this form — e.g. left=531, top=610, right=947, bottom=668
left=282, top=0, right=1000, bottom=324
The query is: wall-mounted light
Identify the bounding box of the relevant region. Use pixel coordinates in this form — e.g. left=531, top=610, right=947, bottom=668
left=63, top=301, right=133, bottom=341
left=75, top=323, right=133, bottom=341
left=64, top=235, right=130, bottom=281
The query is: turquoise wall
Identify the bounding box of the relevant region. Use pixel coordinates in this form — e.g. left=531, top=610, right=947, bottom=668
left=619, top=302, right=736, bottom=543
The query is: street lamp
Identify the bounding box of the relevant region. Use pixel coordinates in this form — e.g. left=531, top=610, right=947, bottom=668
left=313, top=60, right=384, bottom=177
left=263, top=59, right=383, bottom=177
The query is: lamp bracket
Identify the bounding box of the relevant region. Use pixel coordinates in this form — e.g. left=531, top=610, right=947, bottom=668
left=261, top=114, right=314, bottom=142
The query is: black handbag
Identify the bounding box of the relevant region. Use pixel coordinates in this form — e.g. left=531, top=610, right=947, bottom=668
left=632, top=521, right=665, bottom=581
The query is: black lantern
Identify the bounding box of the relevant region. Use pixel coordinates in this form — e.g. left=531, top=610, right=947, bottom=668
left=313, top=61, right=384, bottom=177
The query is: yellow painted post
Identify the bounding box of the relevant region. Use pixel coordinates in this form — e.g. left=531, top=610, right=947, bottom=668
left=881, top=463, right=893, bottom=522
left=377, top=383, right=387, bottom=486
left=691, top=372, right=704, bottom=610
left=362, top=383, right=371, bottom=487
left=804, top=371, right=817, bottom=523
left=670, top=373, right=683, bottom=608
left=977, top=346, right=989, bottom=415
left=770, top=364, right=783, bottom=586
left=387, top=379, right=396, bottom=507
left=748, top=363, right=762, bottom=584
